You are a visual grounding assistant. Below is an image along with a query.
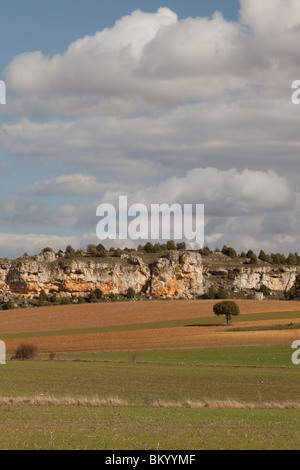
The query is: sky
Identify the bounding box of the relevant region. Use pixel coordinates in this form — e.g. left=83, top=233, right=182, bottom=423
left=0, top=0, right=299, bottom=258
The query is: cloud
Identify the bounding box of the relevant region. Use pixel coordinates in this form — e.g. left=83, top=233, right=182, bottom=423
left=100, top=167, right=294, bottom=215
left=0, top=233, right=83, bottom=259
left=23, top=174, right=108, bottom=196
left=0, top=1, right=299, bottom=257
left=4, top=1, right=300, bottom=117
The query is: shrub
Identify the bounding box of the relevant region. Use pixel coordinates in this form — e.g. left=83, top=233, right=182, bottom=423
left=59, top=296, right=71, bottom=305
left=96, top=244, right=107, bottom=258
left=203, top=286, right=218, bottom=299
left=87, top=244, right=98, bottom=256
left=260, top=284, right=271, bottom=296
left=38, top=289, right=48, bottom=306
left=41, top=247, right=53, bottom=253
left=143, top=242, right=154, bottom=253
left=199, top=246, right=213, bottom=256
left=221, top=246, right=237, bottom=258
left=166, top=240, right=176, bottom=251
left=12, top=344, right=38, bottom=360
left=50, top=293, right=58, bottom=304
left=247, top=253, right=258, bottom=264
left=176, top=242, right=186, bottom=250
left=65, top=245, right=76, bottom=259
left=216, top=288, right=229, bottom=299
left=3, top=299, right=16, bottom=310
left=93, top=288, right=103, bottom=299
left=127, top=287, right=136, bottom=299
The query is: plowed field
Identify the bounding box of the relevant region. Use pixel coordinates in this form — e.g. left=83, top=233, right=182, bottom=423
left=1, top=300, right=300, bottom=354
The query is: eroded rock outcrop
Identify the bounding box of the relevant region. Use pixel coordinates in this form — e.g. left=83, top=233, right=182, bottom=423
left=0, top=251, right=299, bottom=301
left=150, top=251, right=204, bottom=298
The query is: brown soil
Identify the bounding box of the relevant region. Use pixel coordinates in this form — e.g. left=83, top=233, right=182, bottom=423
left=1, top=299, right=300, bottom=335
left=1, top=300, right=300, bottom=354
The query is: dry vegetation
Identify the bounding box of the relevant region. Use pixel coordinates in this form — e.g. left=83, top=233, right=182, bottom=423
left=1, top=396, right=300, bottom=410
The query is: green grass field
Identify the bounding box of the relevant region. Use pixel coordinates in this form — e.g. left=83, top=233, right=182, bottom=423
left=45, top=344, right=295, bottom=367
left=1, top=406, right=299, bottom=450
left=1, top=345, right=300, bottom=450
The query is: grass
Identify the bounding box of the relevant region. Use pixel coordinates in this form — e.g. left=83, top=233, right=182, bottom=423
left=2, top=301, right=300, bottom=451
left=40, top=345, right=297, bottom=367
left=1, top=352, right=300, bottom=405
left=0, top=405, right=299, bottom=450
left=227, top=323, right=300, bottom=332
left=1, top=345, right=300, bottom=449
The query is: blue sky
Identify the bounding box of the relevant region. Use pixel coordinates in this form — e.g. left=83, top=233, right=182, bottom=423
left=0, top=0, right=299, bottom=258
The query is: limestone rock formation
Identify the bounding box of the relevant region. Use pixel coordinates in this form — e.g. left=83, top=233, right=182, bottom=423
left=0, top=251, right=299, bottom=302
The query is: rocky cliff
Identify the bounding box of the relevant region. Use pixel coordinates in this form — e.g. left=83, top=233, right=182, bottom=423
left=0, top=250, right=299, bottom=303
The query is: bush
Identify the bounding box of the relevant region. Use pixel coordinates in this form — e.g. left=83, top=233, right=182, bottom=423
left=260, top=284, right=271, bottom=296
left=216, top=288, right=229, bottom=299
left=96, top=244, right=107, bottom=258
left=221, top=246, right=237, bottom=258
left=127, top=287, right=136, bottom=299
left=199, top=246, right=213, bottom=256
left=41, top=247, right=53, bottom=253
left=176, top=242, right=186, bottom=250
left=38, top=289, right=48, bottom=306
left=94, top=288, right=103, bottom=300
left=59, top=296, right=71, bottom=305
left=3, top=299, right=16, bottom=310
left=166, top=240, right=176, bottom=251
left=12, top=344, right=38, bottom=360
left=202, top=285, right=218, bottom=299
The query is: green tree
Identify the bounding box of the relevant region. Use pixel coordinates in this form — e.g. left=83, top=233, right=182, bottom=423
left=258, top=250, right=267, bottom=262
left=166, top=240, right=176, bottom=251
left=97, top=244, right=107, bottom=258
left=113, top=248, right=122, bottom=258
left=259, top=284, right=271, bottom=296
left=38, top=289, right=48, bottom=306
left=248, top=253, right=258, bottom=264
left=127, top=287, right=136, bottom=299
left=41, top=247, right=54, bottom=253
left=222, top=246, right=237, bottom=258
left=199, top=246, right=212, bottom=256
left=87, top=244, right=98, bottom=256
left=216, top=288, right=229, bottom=299
left=213, top=301, right=240, bottom=326
left=50, top=293, right=58, bottom=304
left=94, top=288, right=103, bottom=299
left=204, top=285, right=218, bottom=299
left=176, top=242, right=186, bottom=250
left=65, top=245, right=76, bottom=259
left=143, top=242, right=154, bottom=253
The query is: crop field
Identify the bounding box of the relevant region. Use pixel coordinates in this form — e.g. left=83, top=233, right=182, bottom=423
left=1, top=300, right=300, bottom=450
left=1, top=299, right=300, bottom=354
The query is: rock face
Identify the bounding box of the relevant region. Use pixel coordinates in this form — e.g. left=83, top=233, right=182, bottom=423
left=0, top=251, right=299, bottom=300
left=150, top=251, right=204, bottom=298
left=231, top=266, right=298, bottom=292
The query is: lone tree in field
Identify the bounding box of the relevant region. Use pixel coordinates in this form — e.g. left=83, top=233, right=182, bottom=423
left=213, top=301, right=240, bottom=326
